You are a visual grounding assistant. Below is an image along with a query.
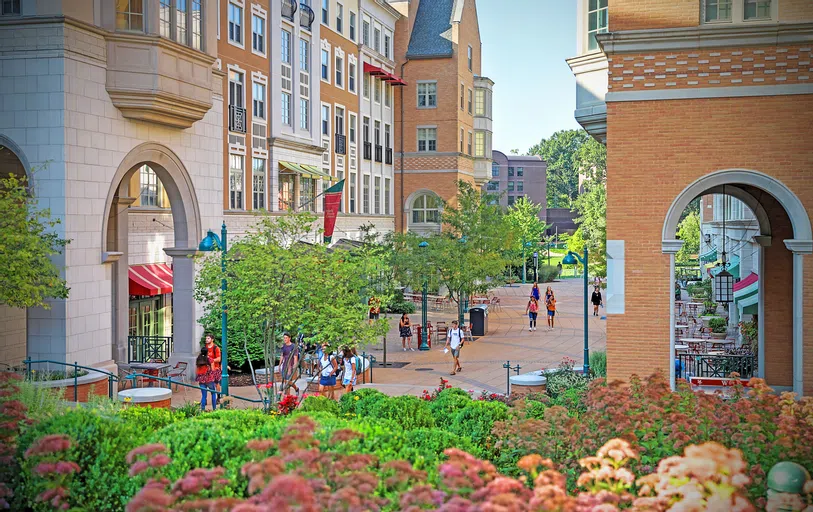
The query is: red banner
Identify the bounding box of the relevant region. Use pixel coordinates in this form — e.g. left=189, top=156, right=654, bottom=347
left=323, top=179, right=345, bottom=243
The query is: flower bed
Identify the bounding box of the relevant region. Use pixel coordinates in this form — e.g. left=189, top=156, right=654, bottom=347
left=31, top=369, right=111, bottom=402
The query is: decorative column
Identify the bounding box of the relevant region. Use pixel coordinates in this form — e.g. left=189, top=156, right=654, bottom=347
left=662, top=239, right=684, bottom=391
left=104, top=196, right=135, bottom=364
left=754, top=235, right=771, bottom=380
left=783, top=239, right=812, bottom=397
left=164, top=248, right=200, bottom=366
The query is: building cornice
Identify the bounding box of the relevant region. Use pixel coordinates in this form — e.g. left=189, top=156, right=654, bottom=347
left=566, top=50, right=609, bottom=73
left=598, top=22, right=813, bottom=54
left=606, top=83, right=813, bottom=103
left=269, top=136, right=326, bottom=156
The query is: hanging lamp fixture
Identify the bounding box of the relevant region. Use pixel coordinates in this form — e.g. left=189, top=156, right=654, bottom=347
left=714, top=185, right=734, bottom=303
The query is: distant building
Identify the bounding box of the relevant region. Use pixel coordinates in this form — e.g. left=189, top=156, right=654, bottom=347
left=489, top=151, right=546, bottom=211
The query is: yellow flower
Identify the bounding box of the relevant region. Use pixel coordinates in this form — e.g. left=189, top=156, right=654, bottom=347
left=354, top=395, right=360, bottom=401
left=124, top=396, right=132, bottom=403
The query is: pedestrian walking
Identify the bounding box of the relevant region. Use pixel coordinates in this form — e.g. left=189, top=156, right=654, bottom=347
left=545, top=286, right=553, bottom=303
left=341, top=347, right=357, bottom=393
left=525, top=297, right=540, bottom=331
left=280, top=333, right=300, bottom=396
left=445, top=320, right=464, bottom=375
left=204, top=334, right=222, bottom=395
left=546, top=292, right=557, bottom=330
left=399, top=313, right=414, bottom=351
left=557, top=262, right=563, bottom=277
left=592, top=286, right=603, bottom=316
left=195, top=347, right=217, bottom=411
left=531, top=282, right=540, bottom=301
left=318, top=343, right=338, bottom=399
left=368, top=296, right=381, bottom=324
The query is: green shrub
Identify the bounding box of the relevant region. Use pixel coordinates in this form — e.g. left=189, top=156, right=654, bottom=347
left=117, top=405, right=180, bottom=431
left=552, top=386, right=588, bottom=414
left=428, top=388, right=472, bottom=429
left=589, top=350, right=607, bottom=378
left=339, top=388, right=388, bottom=416
left=369, top=395, right=435, bottom=430
left=300, top=395, right=341, bottom=415
left=14, top=379, right=66, bottom=424
left=537, top=264, right=559, bottom=283
left=523, top=399, right=548, bottom=420
left=447, top=400, right=508, bottom=457
left=708, top=317, right=728, bottom=334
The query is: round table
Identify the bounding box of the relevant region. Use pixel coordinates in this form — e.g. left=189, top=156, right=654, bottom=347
left=118, top=387, right=172, bottom=408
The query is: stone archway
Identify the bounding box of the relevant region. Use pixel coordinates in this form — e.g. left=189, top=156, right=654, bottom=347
left=102, top=143, right=202, bottom=365
left=662, top=169, right=812, bottom=396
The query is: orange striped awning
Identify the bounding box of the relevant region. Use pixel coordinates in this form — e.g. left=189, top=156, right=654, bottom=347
left=129, top=263, right=173, bottom=296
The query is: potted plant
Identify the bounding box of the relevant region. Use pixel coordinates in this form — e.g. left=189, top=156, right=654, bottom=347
left=702, top=300, right=718, bottom=316
left=739, top=318, right=758, bottom=354
left=708, top=317, right=728, bottom=339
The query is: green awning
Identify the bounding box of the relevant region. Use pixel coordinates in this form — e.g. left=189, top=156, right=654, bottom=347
left=699, top=248, right=717, bottom=263
left=279, top=161, right=336, bottom=181
left=301, top=164, right=337, bottom=182
left=709, top=255, right=740, bottom=279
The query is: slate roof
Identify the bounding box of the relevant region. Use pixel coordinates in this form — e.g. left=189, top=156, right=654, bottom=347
left=406, top=0, right=455, bottom=59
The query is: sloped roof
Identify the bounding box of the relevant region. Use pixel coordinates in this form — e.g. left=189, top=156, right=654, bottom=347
left=406, top=0, right=455, bottom=59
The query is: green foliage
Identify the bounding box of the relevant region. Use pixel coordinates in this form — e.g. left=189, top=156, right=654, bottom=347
left=13, top=380, right=66, bottom=424
left=299, top=395, right=341, bottom=416
left=589, top=350, right=607, bottom=378
left=537, top=264, right=559, bottom=283
left=545, top=359, right=590, bottom=402
left=570, top=137, right=607, bottom=277
left=505, top=196, right=549, bottom=265
left=688, top=279, right=712, bottom=299
left=117, top=405, right=181, bottom=431
left=384, top=289, right=416, bottom=314
left=528, top=129, right=591, bottom=208
left=428, top=388, right=473, bottom=429
left=369, top=395, right=435, bottom=430
left=676, top=211, right=701, bottom=264
left=447, top=400, right=508, bottom=457
left=338, top=388, right=388, bottom=416
left=708, top=317, right=728, bottom=334
left=0, top=171, right=70, bottom=308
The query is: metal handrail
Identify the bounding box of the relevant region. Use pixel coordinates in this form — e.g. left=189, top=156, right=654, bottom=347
left=676, top=353, right=756, bottom=380
left=126, top=373, right=266, bottom=407
left=23, top=358, right=120, bottom=402
left=128, top=335, right=173, bottom=363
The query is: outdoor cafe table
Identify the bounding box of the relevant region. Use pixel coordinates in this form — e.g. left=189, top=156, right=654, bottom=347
left=708, top=339, right=736, bottom=350
left=675, top=324, right=689, bottom=335
left=687, top=303, right=704, bottom=316
left=675, top=344, right=690, bottom=352
left=129, top=362, right=171, bottom=386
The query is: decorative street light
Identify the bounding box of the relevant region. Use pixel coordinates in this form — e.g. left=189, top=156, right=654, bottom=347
left=458, top=236, right=467, bottom=326
left=198, top=222, right=230, bottom=395
left=562, top=247, right=590, bottom=375
left=418, top=241, right=430, bottom=351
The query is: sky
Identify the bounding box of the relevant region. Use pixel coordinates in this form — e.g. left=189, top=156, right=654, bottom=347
left=478, top=0, right=582, bottom=154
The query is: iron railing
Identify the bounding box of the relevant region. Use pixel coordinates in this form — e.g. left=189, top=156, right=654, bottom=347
left=128, top=336, right=173, bottom=363
left=23, top=359, right=119, bottom=402
left=229, top=105, right=247, bottom=133
left=385, top=147, right=393, bottom=164
left=363, top=141, right=372, bottom=160
left=299, top=3, right=315, bottom=30
left=676, top=353, right=756, bottom=380
left=335, top=133, right=347, bottom=155
left=281, top=0, right=297, bottom=20
left=374, top=144, right=383, bottom=162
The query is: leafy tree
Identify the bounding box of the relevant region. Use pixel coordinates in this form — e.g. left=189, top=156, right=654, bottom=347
left=505, top=197, right=549, bottom=279
left=0, top=171, right=69, bottom=308
left=572, top=138, right=607, bottom=277
left=680, top=197, right=700, bottom=224
left=393, top=181, right=512, bottom=325
left=676, top=211, right=700, bottom=264
left=528, top=129, right=590, bottom=208
left=194, top=213, right=390, bottom=388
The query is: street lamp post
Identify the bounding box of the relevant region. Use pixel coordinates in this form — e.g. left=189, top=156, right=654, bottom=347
left=199, top=222, right=230, bottom=395
left=419, top=241, right=430, bottom=351
left=562, top=247, right=589, bottom=376
left=521, top=241, right=532, bottom=284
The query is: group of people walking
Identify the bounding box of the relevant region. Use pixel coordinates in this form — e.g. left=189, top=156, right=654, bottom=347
left=525, top=283, right=558, bottom=331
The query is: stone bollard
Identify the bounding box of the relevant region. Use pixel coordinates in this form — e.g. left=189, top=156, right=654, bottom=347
left=766, top=461, right=810, bottom=512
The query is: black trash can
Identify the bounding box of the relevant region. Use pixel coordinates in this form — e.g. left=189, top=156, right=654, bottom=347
left=469, top=304, right=489, bottom=337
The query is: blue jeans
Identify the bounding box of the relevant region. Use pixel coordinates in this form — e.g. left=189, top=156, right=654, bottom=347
left=200, top=381, right=217, bottom=410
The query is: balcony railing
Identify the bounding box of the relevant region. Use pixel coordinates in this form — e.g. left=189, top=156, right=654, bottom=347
left=300, top=3, right=315, bottom=30
left=282, top=0, right=297, bottom=20
left=229, top=105, right=247, bottom=133
left=385, top=147, right=393, bottom=165
left=335, top=133, right=347, bottom=155
left=363, top=142, right=372, bottom=160
left=128, top=336, right=174, bottom=363
left=374, top=144, right=383, bottom=163
left=676, top=353, right=756, bottom=380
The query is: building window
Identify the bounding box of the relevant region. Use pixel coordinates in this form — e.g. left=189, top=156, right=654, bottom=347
left=517, top=167, right=524, bottom=177
left=587, top=0, right=608, bottom=51
left=417, top=82, right=437, bottom=108
left=467, top=45, right=473, bottom=71
left=229, top=154, right=244, bottom=209
left=374, top=78, right=381, bottom=103
left=507, top=181, right=515, bottom=192
left=349, top=172, right=357, bottom=213
left=374, top=176, right=381, bottom=214
left=363, top=74, right=370, bottom=98
left=349, top=11, right=356, bottom=40
left=335, top=55, right=343, bottom=88
left=384, top=83, right=390, bottom=107
left=281, top=92, right=291, bottom=125
left=475, top=89, right=485, bottom=116
left=252, top=158, right=266, bottom=210
left=278, top=173, right=293, bottom=211
left=384, top=124, right=391, bottom=149
left=321, top=49, right=329, bottom=81
left=139, top=165, right=166, bottom=207
left=460, top=84, right=464, bottom=110
left=492, top=162, right=499, bottom=177
left=412, top=194, right=440, bottom=224
left=174, top=0, right=186, bottom=43
left=281, top=29, right=291, bottom=63
left=362, top=19, right=370, bottom=46
left=252, top=14, right=265, bottom=54
left=381, top=179, right=390, bottom=216
left=374, top=120, right=381, bottom=146
left=300, top=38, right=310, bottom=71
left=321, top=0, right=328, bottom=24
left=322, top=105, right=330, bottom=135
left=475, top=132, right=485, bottom=157
left=467, top=89, right=473, bottom=114
left=348, top=62, right=356, bottom=92
left=349, top=113, right=357, bottom=144
left=363, top=175, right=370, bottom=214
left=300, top=98, right=310, bottom=130
left=744, top=0, right=771, bottom=19
left=363, top=117, right=370, bottom=145
left=507, top=195, right=515, bottom=207
left=116, top=0, right=144, bottom=30
left=486, top=181, right=498, bottom=192
left=335, top=106, right=345, bottom=135
left=517, top=181, right=524, bottom=192
left=191, top=0, right=202, bottom=49
left=229, top=70, right=244, bottom=108
left=253, top=82, right=266, bottom=119
left=160, top=0, right=171, bottom=37
left=467, top=132, right=472, bottom=155
left=336, top=3, right=343, bottom=32
left=384, top=34, right=391, bottom=59
left=508, top=166, right=514, bottom=177
left=374, top=27, right=381, bottom=52
left=704, top=0, right=733, bottom=21
left=228, top=2, right=243, bottom=45
left=301, top=178, right=315, bottom=212
left=460, top=129, right=464, bottom=153
left=417, top=128, right=437, bottom=152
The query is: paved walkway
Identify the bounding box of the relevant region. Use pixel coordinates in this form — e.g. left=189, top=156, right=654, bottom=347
left=169, top=280, right=606, bottom=408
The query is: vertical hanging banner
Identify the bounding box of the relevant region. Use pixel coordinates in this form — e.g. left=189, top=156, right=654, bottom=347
left=323, top=179, right=345, bottom=244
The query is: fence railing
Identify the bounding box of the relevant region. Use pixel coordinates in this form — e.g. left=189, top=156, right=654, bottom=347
left=128, top=336, right=173, bottom=363
left=22, top=359, right=119, bottom=402
left=677, top=353, right=756, bottom=380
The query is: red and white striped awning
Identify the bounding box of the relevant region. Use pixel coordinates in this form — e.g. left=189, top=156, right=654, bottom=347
left=129, top=263, right=173, bottom=296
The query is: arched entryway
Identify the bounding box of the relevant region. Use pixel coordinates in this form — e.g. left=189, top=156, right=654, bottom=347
left=102, top=143, right=202, bottom=366
left=663, top=169, right=812, bottom=396
left=405, top=189, right=443, bottom=235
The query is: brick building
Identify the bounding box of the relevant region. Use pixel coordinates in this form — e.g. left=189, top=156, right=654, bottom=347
left=568, top=0, right=813, bottom=395
left=390, top=0, right=494, bottom=235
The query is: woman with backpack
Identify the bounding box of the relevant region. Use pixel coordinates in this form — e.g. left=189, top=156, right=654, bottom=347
left=525, top=297, right=540, bottom=332
left=195, top=347, right=217, bottom=411
left=341, top=347, right=357, bottom=393
left=318, top=343, right=339, bottom=400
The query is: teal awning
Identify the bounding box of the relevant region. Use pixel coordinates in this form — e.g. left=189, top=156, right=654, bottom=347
left=699, top=248, right=717, bottom=263
left=709, top=255, right=740, bottom=279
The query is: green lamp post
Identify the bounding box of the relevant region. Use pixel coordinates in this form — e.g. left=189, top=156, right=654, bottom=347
left=419, top=241, right=430, bottom=351
left=522, top=241, right=532, bottom=284
left=199, top=222, right=230, bottom=395
left=458, top=236, right=468, bottom=326
left=562, top=247, right=589, bottom=376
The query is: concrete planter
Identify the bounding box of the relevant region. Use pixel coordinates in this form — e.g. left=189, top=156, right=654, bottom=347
left=32, top=370, right=111, bottom=402
left=509, top=374, right=547, bottom=396
left=118, top=387, right=172, bottom=408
